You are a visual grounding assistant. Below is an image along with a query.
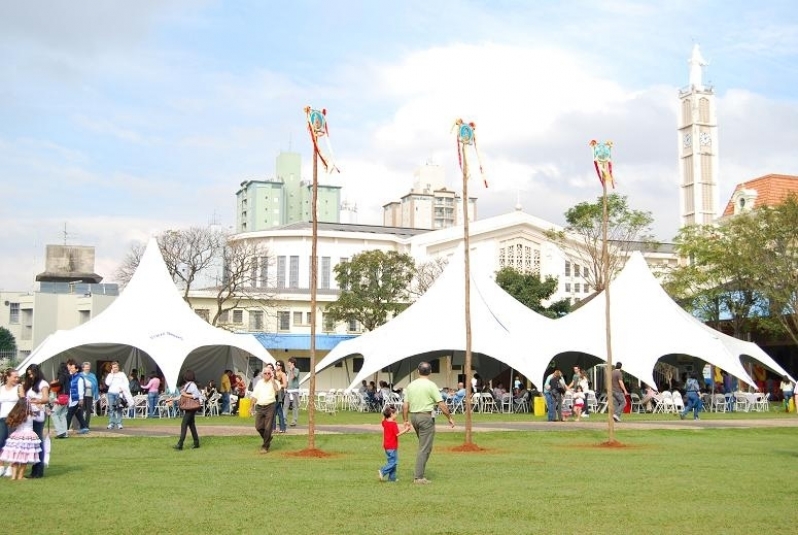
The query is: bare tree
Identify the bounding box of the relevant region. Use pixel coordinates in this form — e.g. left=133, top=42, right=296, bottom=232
left=115, top=242, right=146, bottom=287
left=115, top=226, right=225, bottom=304
left=210, top=240, right=275, bottom=328
left=408, top=257, right=449, bottom=299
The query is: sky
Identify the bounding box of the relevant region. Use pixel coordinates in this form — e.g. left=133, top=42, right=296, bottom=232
left=2, top=0, right=798, bottom=291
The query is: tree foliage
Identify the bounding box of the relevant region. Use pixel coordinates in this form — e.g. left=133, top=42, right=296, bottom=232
left=545, top=194, right=656, bottom=291
left=666, top=219, right=767, bottom=337
left=210, top=238, right=273, bottom=327
left=325, top=250, right=416, bottom=331
left=0, top=327, right=16, bottom=351
left=495, top=267, right=570, bottom=318
left=666, top=195, right=798, bottom=346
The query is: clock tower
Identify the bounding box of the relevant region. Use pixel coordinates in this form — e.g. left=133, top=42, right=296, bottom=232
left=678, top=44, right=719, bottom=227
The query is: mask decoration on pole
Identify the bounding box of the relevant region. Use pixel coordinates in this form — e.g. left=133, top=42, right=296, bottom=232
left=590, top=140, right=615, bottom=188
left=452, top=118, right=487, bottom=188
left=304, top=106, right=340, bottom=173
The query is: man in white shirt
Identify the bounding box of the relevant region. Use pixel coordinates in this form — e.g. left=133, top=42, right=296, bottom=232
left=251, top=366, right=282, bottom=453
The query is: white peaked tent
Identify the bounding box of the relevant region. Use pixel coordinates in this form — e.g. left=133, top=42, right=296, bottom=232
left=19, top=238, right=274, bottom=389
left=312, top=248, right=555, bottom=390
left=547, top=252, right=794, bottom=389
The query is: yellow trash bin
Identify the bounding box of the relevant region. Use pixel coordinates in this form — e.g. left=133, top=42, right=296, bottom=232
left=534, top=396, right=546, bottom=416
left=238, top=397, right=252, bottom=418
left=789, top=397, right=795, bottom=413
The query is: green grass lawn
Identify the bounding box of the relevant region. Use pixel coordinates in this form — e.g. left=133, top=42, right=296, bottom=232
left=1, top=412, right=797, bottom=535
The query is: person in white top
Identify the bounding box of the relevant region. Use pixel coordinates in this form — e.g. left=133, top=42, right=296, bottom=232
left=0, top=368, right=23, bottom=477
left=23, top=364, right=49, bottom=478
left=104, top=362, right=128, bottom=430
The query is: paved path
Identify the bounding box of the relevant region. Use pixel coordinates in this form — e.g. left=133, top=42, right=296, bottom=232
left=80, top=415, right=798, bottom=439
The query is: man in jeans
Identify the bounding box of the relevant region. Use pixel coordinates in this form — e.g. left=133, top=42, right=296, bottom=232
left=65, top=359, right=90, bottom=434
left=402, top=362, right=455, bottom=484
left=611, top=362, right=628, bottom=422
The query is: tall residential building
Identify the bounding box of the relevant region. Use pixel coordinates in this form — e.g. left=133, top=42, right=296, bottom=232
left=236, top=151, right=342, bottom=232
left=382, top=163, right=477, bottom=229
left=678, top=44, right=719, bottom=227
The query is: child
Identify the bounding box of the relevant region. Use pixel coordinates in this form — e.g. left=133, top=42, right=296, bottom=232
left=0, top=399, right=42, bottom=480
left=573, top=386, right=586, bottom=422
left=378, top=406, right=408, bottom=483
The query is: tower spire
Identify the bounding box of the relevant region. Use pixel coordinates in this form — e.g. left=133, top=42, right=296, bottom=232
left=688, top=44, right=708, bottom=90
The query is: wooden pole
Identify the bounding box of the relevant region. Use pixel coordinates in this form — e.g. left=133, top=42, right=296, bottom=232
left=462, top=145, right=474, bottom=445
left=602, top=179, right=615, bottom=442
left=308, top=149, right=319, bottom=449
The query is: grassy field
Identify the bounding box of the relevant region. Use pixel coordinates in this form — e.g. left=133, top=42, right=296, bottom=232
left=1, top=412, right=797, bottom=535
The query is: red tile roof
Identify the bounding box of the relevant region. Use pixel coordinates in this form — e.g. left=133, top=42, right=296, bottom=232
left=722, top=174, right=798, bottom=216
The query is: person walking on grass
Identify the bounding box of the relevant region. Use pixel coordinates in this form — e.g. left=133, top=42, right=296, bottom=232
left=0, top=399, right=42, bottom=480
left=680, top=373, right=703, bottom=420
left=65, top=360, right=89, bottom=434
left=401, top=362, right=454, bottom=485
left=174, top=370, right=202, bottom=450
left=251, top=365, right=282, bottom=454
left=378, top=406, right=408, bottom=483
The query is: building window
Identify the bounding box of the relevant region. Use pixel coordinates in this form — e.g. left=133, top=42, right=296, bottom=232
left=259, top=256, right=269, bottom=287
left=9, top=303, right=19, bottom=324
left=565, top=283, right=571, bottom=293
left=498, top=237, right=539, bottom=273
left=78, top=310, right=90, bottom=324
left=289, top=256, right=299, bottom=288
left=574, top=283, right=580, bottom=293
left=348, top=319, right=359, bottom=332
left=584, top=284, right=591, bottom=294
left=574, top=264, right=580, bottom=277
left=249, top=310, right=264, bottom=331
left=219, top=310, right=229, bottom=323
left=278, top=311, right=290, bottom=331
left=321, top=257, right=331, bottom=289
left=564, top=261, right=571, bottom=277
left=276, top=256, right=286, bottom=289
left=306, top=312, right=312, bottom=325
left=323, top=314, right=335, bottom=332
left=195, top=309, right=210, bottom=322
left=293, top=311, right=303, bottom=325
left=232, top=310, right=243, bottom=324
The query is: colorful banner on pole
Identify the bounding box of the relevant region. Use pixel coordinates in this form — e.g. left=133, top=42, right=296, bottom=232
left=304, top=106, right=340, bottom=173
left=589, top=140, right=614, bottom=188
left=453, top=118, right=487, bottom=188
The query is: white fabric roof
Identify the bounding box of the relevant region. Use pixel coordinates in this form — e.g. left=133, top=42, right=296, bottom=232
left=312, top=248, right=555, bottom=390
left=19, top=238, right=274, bottom=389
left=548, top=252, right=794, bottom=388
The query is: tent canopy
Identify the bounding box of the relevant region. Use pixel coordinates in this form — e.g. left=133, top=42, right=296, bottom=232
left=18, top=238, right=274, bottom=389
left=309, top=249, right=791, bottom=392
left=311, top=247, right=555, bottom=390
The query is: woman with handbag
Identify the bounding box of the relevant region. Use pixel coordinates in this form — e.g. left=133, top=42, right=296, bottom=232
left=23, top=364, right=49, bottom=478
left=174, top=370, right=202, bottom=450
left=0, top=368, right=24, bottom=477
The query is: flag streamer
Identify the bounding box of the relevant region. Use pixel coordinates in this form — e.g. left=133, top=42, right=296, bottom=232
left=590, top=140, right=615, bottom=188
left=452, top=118, right=488, bottom=188
left=305, top=106, right=340, bottom=173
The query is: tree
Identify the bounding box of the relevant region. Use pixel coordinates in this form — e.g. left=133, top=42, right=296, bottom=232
left=666, top=220, right=767, bottom=337
left=545, top=194, right=656, bottom=291
left=325, top=250, right=416, bottom=331
left=0, top=327, right=16, bottom=352
left=494, top=267, right=570, bottom=318
left=116, top=226, right=225, bottom=304
left=408, top=257, right=449, bottom=299
left=209, top=239, right=274, bottom=328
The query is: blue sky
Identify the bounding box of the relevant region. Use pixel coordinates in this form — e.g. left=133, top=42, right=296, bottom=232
left=2, top=0, right=798, bottom=290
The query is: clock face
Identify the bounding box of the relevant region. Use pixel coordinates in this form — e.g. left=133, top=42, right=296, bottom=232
left=683, top=133, right=692, bottom=148
left=699, top=132, right=711, bottom=146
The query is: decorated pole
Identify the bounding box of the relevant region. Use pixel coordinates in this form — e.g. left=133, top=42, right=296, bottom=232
left=304, top=106, right=339, bottom=451
left=590, top=140, right=616, bottom=443
left=454, top=119, right=487, bottom=446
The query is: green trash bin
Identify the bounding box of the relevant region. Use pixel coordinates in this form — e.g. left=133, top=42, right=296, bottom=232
left=533, top=396, right=546, bottom=416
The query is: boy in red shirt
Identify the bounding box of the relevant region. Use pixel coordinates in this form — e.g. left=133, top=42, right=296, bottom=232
left=378, top=406, right=408, bottom=482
